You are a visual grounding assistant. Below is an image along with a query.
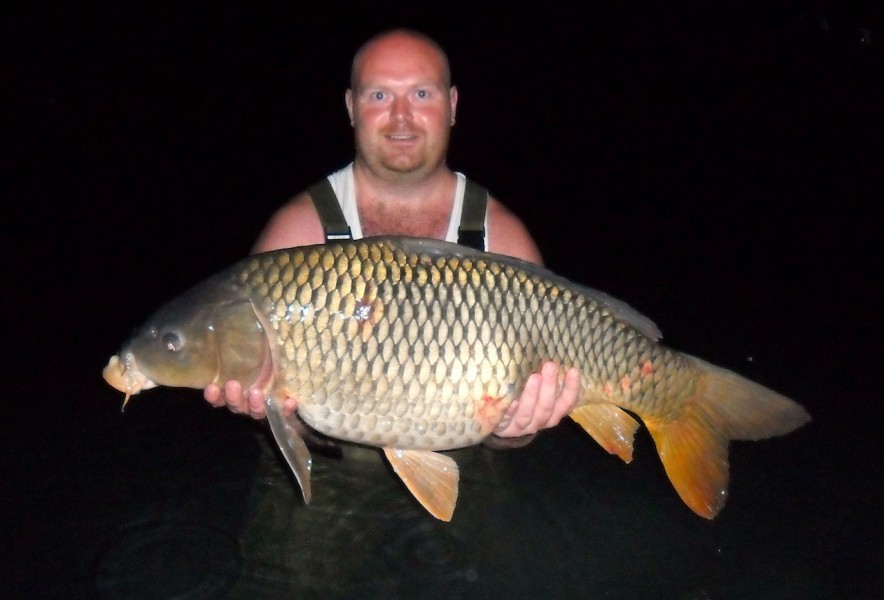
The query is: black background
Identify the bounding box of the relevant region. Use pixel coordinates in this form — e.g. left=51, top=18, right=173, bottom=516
left=5, top=2, right=882, bottom=598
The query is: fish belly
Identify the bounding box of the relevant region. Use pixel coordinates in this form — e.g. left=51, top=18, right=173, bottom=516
left=278, top=280, right=527, bottom=450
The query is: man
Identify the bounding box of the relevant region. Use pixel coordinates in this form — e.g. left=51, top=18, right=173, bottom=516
left=205, top=28, right=580, bottom=442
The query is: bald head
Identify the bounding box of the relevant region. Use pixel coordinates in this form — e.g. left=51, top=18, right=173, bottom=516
left=350, top=29, right=451, bottom=92
left=344, top=28, right=458, bottom=181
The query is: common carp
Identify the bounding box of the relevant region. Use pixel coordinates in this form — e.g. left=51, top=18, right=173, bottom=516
left=103, top=236, right=809, bottom=521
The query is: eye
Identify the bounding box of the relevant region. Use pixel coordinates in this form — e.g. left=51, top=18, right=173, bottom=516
left=415, top=89, right=429, bottom=99
left=371, top=91, right=385, bottom=101
left=162, top=332, right=182, bottom=352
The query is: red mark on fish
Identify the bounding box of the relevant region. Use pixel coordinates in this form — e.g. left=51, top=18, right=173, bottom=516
left=475, top=393, right=507, bottom=435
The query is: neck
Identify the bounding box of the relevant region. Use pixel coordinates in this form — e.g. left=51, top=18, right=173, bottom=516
left=352, top=160, right=457, bottom=238
left=352, top=158, right=452, bottom=199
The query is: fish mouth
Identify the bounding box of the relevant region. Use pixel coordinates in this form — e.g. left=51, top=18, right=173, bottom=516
left=103, top=353, right=157, bottom=411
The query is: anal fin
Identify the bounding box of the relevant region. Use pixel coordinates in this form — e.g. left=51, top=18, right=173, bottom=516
left=265, top=396, right=313, bottom=504
left=570, top=404, right=640, bottom=463
left=383, top=448, right=459, bottom=521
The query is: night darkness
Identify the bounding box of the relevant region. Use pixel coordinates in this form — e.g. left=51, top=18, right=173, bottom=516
left=5, top=2, right=882, bottom=598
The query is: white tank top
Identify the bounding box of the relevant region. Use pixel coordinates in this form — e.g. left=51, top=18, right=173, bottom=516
left=326, top=162, right=488, bottom=248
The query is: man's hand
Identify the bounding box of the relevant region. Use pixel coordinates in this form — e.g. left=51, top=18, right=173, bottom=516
left=492, top=362, right=580, bottom=439
left=204, top=382, right=297, bottom=419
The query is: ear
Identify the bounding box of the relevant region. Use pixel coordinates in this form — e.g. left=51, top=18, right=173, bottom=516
left=449, top=85, right=458, bottom=125
left=345, top=89, right=355, bottom=126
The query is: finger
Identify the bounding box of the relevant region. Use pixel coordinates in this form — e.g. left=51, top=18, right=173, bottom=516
left=533, top=361, right=560, bottom=425
left=514, top=373, right=540, bottom=430
left=493, top=400, right=520, bottom=434
left=548, top=367, right=581, bottom=426
left=247, top=387, right=266, bottom=420
left=494, top=374, right=539, bottom=437
left=224, top=380, right=245, bottom=413
left=281, top=395, right=298, bottom=417
left=204, top=383, right=222, bottom=406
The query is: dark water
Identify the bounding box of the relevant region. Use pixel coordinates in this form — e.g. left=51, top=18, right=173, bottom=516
left=5, top=3, right=881, bottom=598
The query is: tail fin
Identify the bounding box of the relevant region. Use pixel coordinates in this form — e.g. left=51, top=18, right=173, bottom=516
left=643, top=356, right=810, bottom=519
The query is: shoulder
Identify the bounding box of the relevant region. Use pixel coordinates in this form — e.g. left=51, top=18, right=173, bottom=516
left=485, top=196, right=544, bottom=265
left=251, top=191, right=326, bottom=253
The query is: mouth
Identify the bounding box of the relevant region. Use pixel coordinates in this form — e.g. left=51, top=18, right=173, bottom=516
left=383, top=131, right=420, bottom=142
left=103, top=353, right=157, bottom=411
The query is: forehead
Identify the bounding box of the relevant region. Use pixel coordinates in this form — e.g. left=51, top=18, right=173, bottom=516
left=354, top=35, right=449, bottom=89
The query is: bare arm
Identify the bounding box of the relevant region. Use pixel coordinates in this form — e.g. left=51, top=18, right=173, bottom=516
left=251, top=192, right=326, bottom=253
left=485, top=197, right=544, bottom=264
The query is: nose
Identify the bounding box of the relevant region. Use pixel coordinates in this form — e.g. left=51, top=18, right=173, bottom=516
left=390, top=96, right=412, bottom=122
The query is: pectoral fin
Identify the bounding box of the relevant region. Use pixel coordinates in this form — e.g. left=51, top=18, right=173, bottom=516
left=383, top=448, right=459, bottom=521
left=265, top=397, right=312, bottom=504
left=570, top=404, right=640, bottom=463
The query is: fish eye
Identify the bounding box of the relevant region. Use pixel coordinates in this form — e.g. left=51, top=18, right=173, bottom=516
left=162, top=332, right=182, bottom=352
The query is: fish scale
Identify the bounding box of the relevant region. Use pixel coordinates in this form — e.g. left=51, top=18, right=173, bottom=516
left=104, top=236, right=809, bottom=521
left=245, top=240, right=645, bottom=449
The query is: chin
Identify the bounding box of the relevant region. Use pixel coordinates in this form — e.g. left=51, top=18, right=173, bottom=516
left=381, top=157, right=427, bottom=174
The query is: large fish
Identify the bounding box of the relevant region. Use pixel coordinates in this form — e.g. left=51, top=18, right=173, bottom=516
left=104, top=236, right=809, bottom=521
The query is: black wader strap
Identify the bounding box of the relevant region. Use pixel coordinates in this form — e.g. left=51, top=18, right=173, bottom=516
left=457, top=179, right=488, bottom=251
left=308, top=179, right=353, bottom=241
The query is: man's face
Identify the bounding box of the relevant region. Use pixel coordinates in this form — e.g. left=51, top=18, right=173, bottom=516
left=346, top=34, right=457, bottom=180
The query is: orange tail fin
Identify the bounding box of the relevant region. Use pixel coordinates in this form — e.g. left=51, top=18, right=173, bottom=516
left=643, top=356, right=810, bottom=519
